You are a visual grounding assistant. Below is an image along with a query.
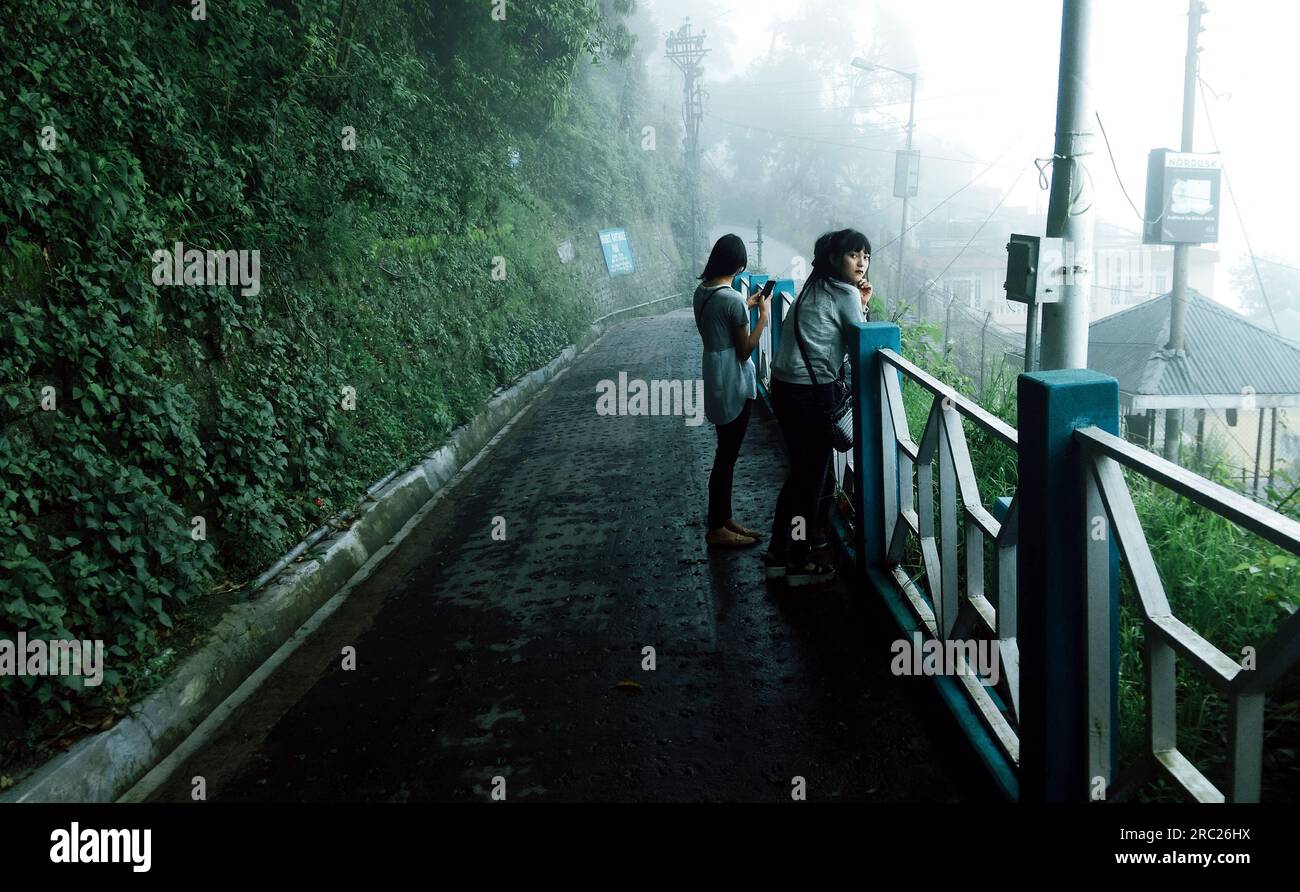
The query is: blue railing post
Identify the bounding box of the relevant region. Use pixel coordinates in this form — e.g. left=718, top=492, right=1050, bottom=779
left=991, top=495, right=1014, bottom=612
left=1017, top=369, right=1120, bottom=802
left=768, top=297, right=780, bottom=358
left=770, top=279, right=794, bottom=359
left=769, top=282, right=785, bottom=359
left=848, top=322, right=901, bottom=577
left=742, top=274, right=768, bottom=341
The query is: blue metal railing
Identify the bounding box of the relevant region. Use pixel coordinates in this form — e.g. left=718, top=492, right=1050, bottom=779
left=734, top=274, right=795, bottom=400
left=843, top=321, right=1300, bottom=803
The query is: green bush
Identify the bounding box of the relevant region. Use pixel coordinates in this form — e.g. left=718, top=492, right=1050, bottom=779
left=0, top=0, right=688, bottom=753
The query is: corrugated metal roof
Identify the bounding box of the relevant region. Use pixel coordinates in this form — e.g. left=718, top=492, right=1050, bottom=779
left=1087, top=289, right=1300, bottom=397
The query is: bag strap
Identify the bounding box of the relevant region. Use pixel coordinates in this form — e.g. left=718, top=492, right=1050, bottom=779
left=792, top=287, right=820, bottom=386
left=694, top=284, right=729, bottom=330
left=836, top=356, right=850, bottom=384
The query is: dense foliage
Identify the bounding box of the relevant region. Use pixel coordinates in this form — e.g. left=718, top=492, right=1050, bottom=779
left=0, top=0, right=689, bottom=753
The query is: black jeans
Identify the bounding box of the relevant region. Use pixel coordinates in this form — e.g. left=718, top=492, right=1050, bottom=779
left=708, top=399, right=753, bottom=530
left=769, top=378, right=835, bottom=564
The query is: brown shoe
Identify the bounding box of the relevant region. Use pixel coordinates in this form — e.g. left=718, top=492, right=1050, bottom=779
left=706, top=528, right=760, bottom=549
left=724, top=519, right=763, bottom=540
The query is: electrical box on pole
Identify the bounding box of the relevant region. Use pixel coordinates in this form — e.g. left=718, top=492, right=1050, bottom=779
left=893, top=149, right=920, bottom=198
left=1004, top=234, right=1064, bottom=373
left=1004, top=234, right=1065, bottom=306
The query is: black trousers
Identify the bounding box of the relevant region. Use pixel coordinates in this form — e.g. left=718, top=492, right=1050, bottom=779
left=769, top=378, right=835, bottom=563
left=707, top=399, right=753, bottom=530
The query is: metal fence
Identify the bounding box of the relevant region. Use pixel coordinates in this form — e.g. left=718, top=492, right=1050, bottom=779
left=1075, top=425, right=1300, bottom=802
left=738, top=263, right=1298, bottom=801
left=843, top=320, right=1300, bottom=802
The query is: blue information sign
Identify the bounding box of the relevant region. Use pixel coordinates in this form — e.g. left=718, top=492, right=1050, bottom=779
left=598, top=228, right=636, bottom=276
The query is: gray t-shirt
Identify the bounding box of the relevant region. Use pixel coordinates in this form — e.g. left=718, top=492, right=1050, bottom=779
left=693, top=284, right=747, bottom=350
left=772, top=276, right=864, bottom=385
left=693, top=283, right=756, bottom=425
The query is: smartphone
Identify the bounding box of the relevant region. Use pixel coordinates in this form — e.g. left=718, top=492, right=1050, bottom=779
left=760, top=280, right=776, bottom=298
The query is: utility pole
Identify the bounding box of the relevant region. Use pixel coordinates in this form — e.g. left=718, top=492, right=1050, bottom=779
left=1269, top=408, right=1279, bottom=493
left=1162, top=0, right=1205, bottom=463
left=902, top=73, right=917, bottom=317
left=980, top=311, right=992, bottom=396
left=852, top=58, right=917, bottom=317
left=665, top=20, right=708, bottom=275
left=752, top=219, right=764, bottom=269
left=1040, top=0, right=1097, bottom=370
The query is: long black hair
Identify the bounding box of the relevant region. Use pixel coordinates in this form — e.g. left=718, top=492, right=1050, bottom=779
left=794, top=228, right=871, bottom=303
left=699, top=233, right=747, bottom=281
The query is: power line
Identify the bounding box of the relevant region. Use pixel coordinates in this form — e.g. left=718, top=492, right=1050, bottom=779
left=1093, top=282, right=1165, bottom=296
left=717, top=69, right=934, bottom=91
left=704, top=112, right=1024, bottom=169
left=874, top=136, right=1030, bottom=255
left=812, top=88, right=998, bottom=113
left=944, top=293, right=1023, bottom=342
left=728, top=98, right=987, bottom=129
left=1198, top=79, right=1281, bottom=336
left=1255, top=256, right=1300, bottom=275
left=918, top=160, right=1032, bottom=300
left=1094, top=111, right=1156, bottom=226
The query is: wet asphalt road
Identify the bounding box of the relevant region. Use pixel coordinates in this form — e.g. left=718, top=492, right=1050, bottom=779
left=148, top=309, right=985, bottom=803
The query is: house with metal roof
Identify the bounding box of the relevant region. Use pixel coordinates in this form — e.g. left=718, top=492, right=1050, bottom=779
left=1088, top=288, right=1300, bottom=492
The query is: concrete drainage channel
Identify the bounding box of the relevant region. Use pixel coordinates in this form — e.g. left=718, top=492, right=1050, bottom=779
left=2, top=324, right=613, bottom=804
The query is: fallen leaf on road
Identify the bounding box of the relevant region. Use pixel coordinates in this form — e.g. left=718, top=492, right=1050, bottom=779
left=614, top=680, right=642, bottom=693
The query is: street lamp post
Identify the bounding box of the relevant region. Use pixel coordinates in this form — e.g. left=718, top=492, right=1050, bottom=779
left=853, top=58, right=917, bottom=317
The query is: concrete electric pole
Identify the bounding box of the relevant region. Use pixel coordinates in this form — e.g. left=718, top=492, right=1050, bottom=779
left=1040, top=0, right=1097, bottom=371
left=1162, top=0, right=1206, bottom=463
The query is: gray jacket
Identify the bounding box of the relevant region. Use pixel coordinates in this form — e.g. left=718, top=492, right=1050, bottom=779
left=772, top=276, right=864, bottom=385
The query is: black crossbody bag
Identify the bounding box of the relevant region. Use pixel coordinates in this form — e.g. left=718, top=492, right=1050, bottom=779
left=791, top=287, right=855, bottom=453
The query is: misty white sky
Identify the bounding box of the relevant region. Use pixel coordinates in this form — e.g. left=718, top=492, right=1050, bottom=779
left=642, top=0, right=1299, bottom=313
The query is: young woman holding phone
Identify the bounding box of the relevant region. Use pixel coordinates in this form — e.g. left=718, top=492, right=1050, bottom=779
left=693, top=234, right=770, bottom=548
